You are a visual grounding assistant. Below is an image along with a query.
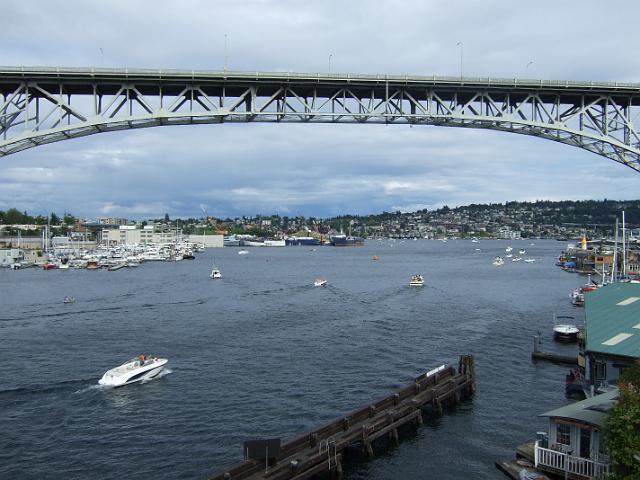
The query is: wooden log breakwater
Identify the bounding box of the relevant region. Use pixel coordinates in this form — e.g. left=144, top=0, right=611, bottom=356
left=209, top=354, right=475, bottom=480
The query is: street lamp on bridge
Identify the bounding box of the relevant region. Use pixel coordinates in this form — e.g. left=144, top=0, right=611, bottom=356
left=456, top=41, right=463, bottom=78
left=328, top=54, right=333, bottom=74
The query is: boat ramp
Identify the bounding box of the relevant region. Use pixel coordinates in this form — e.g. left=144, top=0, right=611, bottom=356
left=209, top=355, right=475, bottom=480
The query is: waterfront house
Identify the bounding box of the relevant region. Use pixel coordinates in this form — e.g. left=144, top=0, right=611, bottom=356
left=534, top=389, right=616, bottom=478
left=581, top=283, right=640, bottom=393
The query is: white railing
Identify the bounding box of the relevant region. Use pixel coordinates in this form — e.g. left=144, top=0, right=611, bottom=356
left=535, top=442, right=610, bottom=478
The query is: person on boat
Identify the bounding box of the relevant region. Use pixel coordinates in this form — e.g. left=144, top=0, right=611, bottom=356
left=139, top=353, right=145, bottom=366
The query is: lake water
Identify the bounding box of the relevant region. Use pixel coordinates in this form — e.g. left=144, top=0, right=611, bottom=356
left=0, top=239, right=587, bottom=479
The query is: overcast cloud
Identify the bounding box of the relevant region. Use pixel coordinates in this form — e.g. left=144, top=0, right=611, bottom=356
left=1, top=0, right=639, bottom=219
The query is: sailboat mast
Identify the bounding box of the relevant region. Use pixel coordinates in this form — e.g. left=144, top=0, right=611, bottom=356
left=611, top=218, right=618, bottom=283
left=622, top=211, right=627, bottom=279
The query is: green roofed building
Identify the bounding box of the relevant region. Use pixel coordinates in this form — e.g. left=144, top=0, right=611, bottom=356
left=583, top=282, right=640, bottom=391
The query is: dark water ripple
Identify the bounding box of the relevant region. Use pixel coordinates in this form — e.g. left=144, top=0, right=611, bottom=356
left=0, top=240, right=585, bottom=479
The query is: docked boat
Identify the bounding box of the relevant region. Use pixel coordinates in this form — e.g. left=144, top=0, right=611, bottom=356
left=409, top=274, right=424, bottom=286
left=330, top=234, right=364, bottom=246
left=285, top=236, right=320, bottom=246
left=493, top=256, right=505, bottom=266
left=553, top=315, right=580, bottom=342
left=314, top=277, right=327, bottom=287
left=98, top=355, right=168, bottom=387
left=42, top=262, right=57, bottom=270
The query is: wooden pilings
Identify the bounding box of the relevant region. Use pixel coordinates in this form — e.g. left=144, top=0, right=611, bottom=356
left=209, top=355, right=475, bottom=480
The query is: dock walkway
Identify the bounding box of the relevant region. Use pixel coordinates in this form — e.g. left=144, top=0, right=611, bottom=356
left=209, top=355, right=475, bottom=480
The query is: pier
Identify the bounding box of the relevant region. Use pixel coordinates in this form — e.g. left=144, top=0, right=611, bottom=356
left=209, top=355, right=475, bottom=480
left=530, top=336, right=578, bottom=366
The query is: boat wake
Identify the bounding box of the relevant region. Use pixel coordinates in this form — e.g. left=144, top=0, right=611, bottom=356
left=0, top=378, right=97, bottom=398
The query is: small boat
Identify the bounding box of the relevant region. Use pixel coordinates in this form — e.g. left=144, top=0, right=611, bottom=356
left=505, top=246, right=513, bottom=253
left=108, top=262, right=127, bottom=271
left=372, top=255, right=380, bottom=261
left=42, top=262, right=57, bottom=270
left=409, top=274, right=424, bottom=286
left=238, top=250, right=249, bottom=255
left=524, top=258, right=536, bottom=263
left=210, top=265, right=222, bottom=279
left=314, top=278, right=327, bottom=287
left=553, top=315, right=580, bottom=342
left=512, top=256, right=522, bottom=262
left=519, top=249, right=526, bottom=254
left=493, top=256, right=505, bottom=266
left=98, top=355, right=168, bottom=387
left=63, top=296, right=75, bottom=304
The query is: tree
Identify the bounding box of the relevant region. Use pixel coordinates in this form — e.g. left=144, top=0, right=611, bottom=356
left=604, top=362, right=640, bottom=480
left=50, top=212, right=60, bottom=225
left=164, top=213, right=170, bottom=223
left=63, top=213, right=75, bottom=225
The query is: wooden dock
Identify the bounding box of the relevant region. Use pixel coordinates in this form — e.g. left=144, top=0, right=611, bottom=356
left=530, top=336, right=578, bottom=366
left=209, top=355, right=475, bottom=480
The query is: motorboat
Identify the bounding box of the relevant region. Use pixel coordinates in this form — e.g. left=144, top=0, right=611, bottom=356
left=372, top=255, right=380, bottom=261
left=524, top=258, right=536, bottom=263
left=493, top=256, right=505, bottom=266
left=63, top=296, right=75, bottom=304
left=553, top=315, right=580, bottom=342
left=210, top=264, right=222, bottom=279
left=238, top=250, right=249, bottom=255
left=409, top=274, right=424, bottom=286
left=519, top=249, right=526, bottom=254
left=314, top=277, right=327, bottom=287
left=512, top=256, right=522, bottom=262
left=98, top=355, right=168, bottom=387
left=505, top=246, right=513, bottom=253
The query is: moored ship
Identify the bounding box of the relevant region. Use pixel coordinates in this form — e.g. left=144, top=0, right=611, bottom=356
left=285, top=236, right=321, bottom=246
left=329, top=234, right=364, bottom=246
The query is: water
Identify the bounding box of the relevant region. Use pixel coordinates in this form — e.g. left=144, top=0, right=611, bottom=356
left=0, top=240, right=586, bottom=480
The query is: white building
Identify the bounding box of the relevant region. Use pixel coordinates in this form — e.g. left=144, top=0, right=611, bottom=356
left=0, top=249, right=24, bottom=266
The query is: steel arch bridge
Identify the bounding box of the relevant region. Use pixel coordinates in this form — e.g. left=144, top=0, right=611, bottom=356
left=2, top=66, right=640, bottom=172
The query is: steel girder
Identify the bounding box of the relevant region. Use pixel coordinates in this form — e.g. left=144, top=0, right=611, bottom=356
left=1, top=67, right=640, bottom=172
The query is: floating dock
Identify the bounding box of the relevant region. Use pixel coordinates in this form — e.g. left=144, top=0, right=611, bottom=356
left=209, top=355, right=475, bottom=480
left=530, top=336, right=578, bottom=366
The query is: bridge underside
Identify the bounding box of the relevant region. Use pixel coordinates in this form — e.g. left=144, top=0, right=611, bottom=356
left=1, top=67, right=640, bottom=172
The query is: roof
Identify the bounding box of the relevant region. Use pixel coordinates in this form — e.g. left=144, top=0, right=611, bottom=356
left=585, top=282, right=640, bottom=359
left=539, top=388, right=619, bottom=428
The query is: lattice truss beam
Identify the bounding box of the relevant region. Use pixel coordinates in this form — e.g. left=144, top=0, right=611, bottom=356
left=1, top=79, right=640, bottom=171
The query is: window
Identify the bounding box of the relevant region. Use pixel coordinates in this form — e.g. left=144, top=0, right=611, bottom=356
left=594, top=361, right=607, bottom=381
left=557, top=423, right=571, bottom=446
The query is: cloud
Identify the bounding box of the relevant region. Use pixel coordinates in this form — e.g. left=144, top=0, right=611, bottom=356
left=0, top=0, right=638, bottom=219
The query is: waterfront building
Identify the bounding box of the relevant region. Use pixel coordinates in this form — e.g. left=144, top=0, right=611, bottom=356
left=581, top=283, right=640, bottom=391
left=0, top=248, right=24, bottom=267
left=102, top=225, right=155, bottom=245
left=533, top=389, right=615, bottom=478
left=185, top=234, right=223, bottom=248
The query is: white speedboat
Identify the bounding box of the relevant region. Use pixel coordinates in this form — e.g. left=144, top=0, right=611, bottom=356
left=524, top=258, right=536, bottom=263
left=553, top=315, right=580, bottom=342
left=493, top=256, right=505, bottom=266
left=409, top=274, right=424, bottom=286
left=238, top=250, right=249, bottom=255
left=210, top=267, right=222, bottom=279
left=98, top=355, right=168, bottom=387
left=314, top=277, right=327, bottom=287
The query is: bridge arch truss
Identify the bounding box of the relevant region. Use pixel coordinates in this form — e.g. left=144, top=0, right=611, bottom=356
left=2, top=67, right=640, bottom=172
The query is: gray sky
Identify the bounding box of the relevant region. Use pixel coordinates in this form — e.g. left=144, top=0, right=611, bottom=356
left=1, top=0, right=639, bottom=219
